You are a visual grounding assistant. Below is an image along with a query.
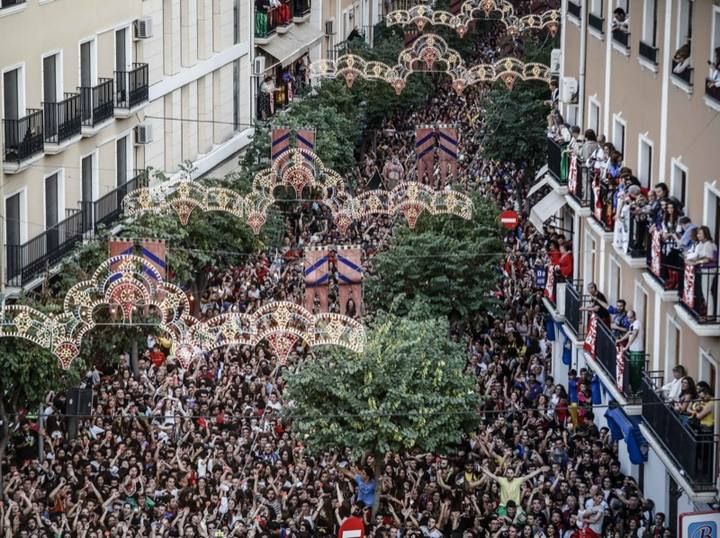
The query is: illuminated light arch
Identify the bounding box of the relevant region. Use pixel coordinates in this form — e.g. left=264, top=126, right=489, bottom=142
left=310, top=34, right=553, bottom=94
left=386, top=0, right=559, bottom=38
left=180, top=302, right=366, bottom=366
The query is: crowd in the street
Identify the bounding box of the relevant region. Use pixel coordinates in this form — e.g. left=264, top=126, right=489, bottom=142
left=1, top=9, right=677, bottom=538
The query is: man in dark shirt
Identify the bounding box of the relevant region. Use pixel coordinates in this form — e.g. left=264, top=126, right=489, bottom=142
left=581, top=283, right=611, bottom=327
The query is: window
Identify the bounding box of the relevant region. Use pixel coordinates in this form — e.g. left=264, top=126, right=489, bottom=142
left=634, top=284, right=648, bottom=352
left=712, top=7, right=720, bottom=60
left=3, top=67, right=21, bottom=120
left=116, top=136, right=128, bottom=187
left=638, top=136, right=653, bottom=188
left=0, top=0, right=26, bottom=8
left=588, top=99, right=600, bottom=134
left=591, top=0, right=604, bottom=16
left=45, top=172, right=59, bottom=230
left=671, top=160, right=687, bottom=210
left=608, top=258, right=621, bottom=304
left=81, top=154, right=95, bottom=203
left=676, top=0, right=693, bottom=51
left=665, top=317, right=681, bottom=378
left=42, top=53, right=59, bottom=103
left=642, top=0, right=657, bottom=46
left=5, top=191, right=22, bottom=281
left=612, top=115, right=626, bottom=157
left=699, top=349, right=717, bottom=393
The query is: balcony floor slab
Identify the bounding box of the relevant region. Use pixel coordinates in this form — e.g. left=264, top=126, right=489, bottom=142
left=44, top=133, right=82, bottom=155
left=81, top=117, right=114, bottom=137
left=114, top=101, right=148, bottom=119
left=673, top=303, right=720, bottom=337
left=2, top=152, right=44, bottom=174
left=612, top=243, right=647, bottom=269
left=641, top=271, right=679, bottom=302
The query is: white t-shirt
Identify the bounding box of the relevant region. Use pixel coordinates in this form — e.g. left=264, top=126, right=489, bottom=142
left=629, top=320, right=644, bottom=352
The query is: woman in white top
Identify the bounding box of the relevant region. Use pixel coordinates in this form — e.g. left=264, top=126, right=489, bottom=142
left=659, top=365, right=687, bottom=402
left=707, top=47, right=720, bottom=89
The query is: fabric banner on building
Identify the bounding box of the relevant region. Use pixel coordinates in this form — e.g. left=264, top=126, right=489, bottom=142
left=650, top=228, right=661, bottom=277
left=592, top=176, right=603, bottom=222
left=682, top=263, right=696, bottom=309
left=583, top=313, right=598, bottom=356
left=437, top=126, right=458, bottom=182
left=139, top=240, right=167, bottom=279
left=271, top=127, right=291, bottom=161
left=336, top=246, right=363, bottom=318
left=296, top=129, right=316, bottom=152
left=303, top=247, right=330, bottom=313
left=415, top=127, right=435, bottom=183
left=544, top=263, right=556, bottom=302
left=567, top=154, right=578, bottom=195
left=108, top=239, right=135, bottom=275
left=616, top=344, right=625, bottom=389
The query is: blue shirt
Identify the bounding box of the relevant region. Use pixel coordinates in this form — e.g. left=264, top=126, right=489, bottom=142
left=354, top=475, right=377, bottom=507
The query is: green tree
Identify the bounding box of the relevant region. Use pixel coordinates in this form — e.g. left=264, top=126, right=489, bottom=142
left=284, top=311, right=480, bottom=509
left=364, top=196, right=502, bottom=320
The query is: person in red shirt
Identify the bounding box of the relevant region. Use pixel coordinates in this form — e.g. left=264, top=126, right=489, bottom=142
left=558, top=242, right=574, bottom=279
left=149, top=345, right=166, bottom=368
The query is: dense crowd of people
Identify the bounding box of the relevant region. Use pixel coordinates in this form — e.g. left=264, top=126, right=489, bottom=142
left=1, top=10, right=677, bottom=538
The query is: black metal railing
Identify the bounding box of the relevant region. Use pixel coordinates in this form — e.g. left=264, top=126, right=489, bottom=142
left=255, top=2, right=293, bottom=37
left=679, top=261, right=720, bottom=323
left=612, top=29, right=630, bottom=49
left=4, top=172, right=148, bottom=286
left=639, top=41, right=658, bottom=64
left=645, top=228, right=682, bottom=290
left=565, top=280, right=583, bottom=337
left=706, top=81, right=720, bottom=104
left=626, top=211, right=650, bottom=258
left=589, top=174, right=616, bottom=232
left=293, top=0, right=310, bottom=17
left=589, top=13, right=604, bottom=33
left=672, top=66, right=693, bottom=87
left=640, top=375, right=718, bottom=489
left=115, top=63, right=149, bottom=110
left=592, top=320, right=638, bottom=396
left=43, top=93, right=81, bottom=145
left=547, top=138, right=567, bottom=183
left=2, top=109, right=44, bottom=163
left=5, top=210, right=85, bottom=285
left=0, top=0, right=25, bottom=7
left=567, top=0, right=581, bottom=18
left=79, top=78, right=114, bottom=127
left=93, top=173, right=148, bottom=229
left=568, top=163, right=592, bottom=207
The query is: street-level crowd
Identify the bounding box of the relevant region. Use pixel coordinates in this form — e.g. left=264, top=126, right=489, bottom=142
left=1, top=11, right=681, bottom=538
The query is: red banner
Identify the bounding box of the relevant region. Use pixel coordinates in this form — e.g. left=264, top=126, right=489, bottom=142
left=108, top=239, right=135, bottom=271
left=139, top=239, right=167, bottom=279
left=616, top=344, right=625, bottom=389
left=296, top=129, right=316, bottom=152
left=583, top=314, right=597, bottom=357
left=592, top=176, right=603, bottom=222
left=271, top=127, right=291, bottom=160
left=650, top=228, right=661, bottom=277
left=567, top=154, right=578, bottom=195
left=544, top=264, right=556, bottom=302
left=683, top=263, right=695, bottom=309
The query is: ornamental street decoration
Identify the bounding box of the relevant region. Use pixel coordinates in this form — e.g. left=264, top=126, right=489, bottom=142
left=123, top=148, right=475, bottom=234
left=0, top=256, right=366, bottom=369
left=309, top=34, right=552, bottom=94
left=386, top=0, right=559, bottom=38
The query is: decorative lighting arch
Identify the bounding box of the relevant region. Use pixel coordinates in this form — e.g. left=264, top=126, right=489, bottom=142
left=309, top=34, right=552, bottom=94
left=0, top=256, right=366, bottom=369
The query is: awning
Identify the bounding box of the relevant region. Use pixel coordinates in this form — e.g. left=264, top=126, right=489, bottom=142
left=529, top=190, right=567, bottom=231
left=258, top=24, right=324, bottom=68
left=527, top=175, right=550, bottom=198
left=605, top=407, right=649, bottom=464
left=534, top=164, right=549, bottom=181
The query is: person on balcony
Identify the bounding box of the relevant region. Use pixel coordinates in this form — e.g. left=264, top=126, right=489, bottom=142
left=659, top=198, right=684, bottom=289
left=580, top=283, right=611, bottom=327
left=658, top=365, right=687, bottom=403
left=616, top=310, right=644, bottom=394
left=608, top=299, right=630, bottom=339
left=677, top=216, right=697, bottom=253
left=611, top=7, right=629, bottom=33
left=707, top=47, right=720, bottom=89
left=579, top=130, right=599, bottom=164
left=557, top=242, right=573, bottom=280
left=673, top=376, right=697, bottom=416
left=684, top=225, right=719, bottom=318
left=673, top=43, right=692, bottom=74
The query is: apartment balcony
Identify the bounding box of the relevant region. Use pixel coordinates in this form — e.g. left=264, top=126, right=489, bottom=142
left=79, top=78, right=114, bottom=136
left=292, top=0, right=310, bottom=22
left=114, top=63, right=149, bottom=118
left=4, top=172, right=148, bottom=287
left=675, top=261, right=720, bottom=336
left=0, top=0, right=25, bottom=13
left=638, top=41, right=658, bottom=65
left=563, top=280, right=584, bottom=338
left=589, top=175, right=615, bottom=233
left=645, top=228, right=681, bottom=294
left=671, top=65, right=693, bottom=91
left=2, top=109, right=44, bottom=174
left=705, top=80, right=720, bottom=112
left=611, top=29, right=630, bottom=54
left=255, top=2, right=294, bottom=43
left=567, top=0, right=581, bottom=19
left=639, top=374, right=718, bottom=498
left=43, top=93, right=82, bottom=154
left=588, top=13, right=604, bottom=34
left=567, top=161, right=592, bottom=208
left=546, top=138, right=567, bottom=184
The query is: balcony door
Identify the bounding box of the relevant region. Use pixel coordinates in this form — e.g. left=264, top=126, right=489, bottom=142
left=116, top=28, right=129, bottom=71
left=80, top=41, right=94, bottom=122
left=43, top=54, right=59, bottom=138
left=116, top=136, right=128, bottom=187
left=3, top=69, right=19, bottom=120
left=5, top=193, right=21, bottom=281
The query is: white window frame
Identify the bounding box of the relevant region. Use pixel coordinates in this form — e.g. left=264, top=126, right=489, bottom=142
left=42, top=168, right=65, bottom=230
left=78, top=36, right=98, bottom=88
left=698, top=347, right=718, bottom=394
left=114, top=129, right=135, bottom=186
left=670, top=158, right=688, bottom=210
left=583, top=231, right=597, bottom=288
left=633, top=281, right=649, bottom=353
left=641, top=0, right=657, bottom=45
left=704, top=181, right=720, bottom=244
left=588, top=97, right=601, bottom=134
left=0, top=62, right=26, bottom=117
left=591, top=0, right=604, bottom=16
left=675, top=0, right=692, bottom=51
left=637, top=134, right=653, bottom=188
left=80, top=149, right=100, bottom=203
left=612, top=113, right=626, bottom=157
left=4, top=186, right=28, bottom=245
left=40, top=49, right=64, bottom=103
left=607, top=256, right=621, bottom=304
left=664, top=316, right=681, bottom=378
left=616, top=0, right=628, bottom=12
left=711, top=6, right=720, bottom=61
left=113, top=24, right=133, bottom=72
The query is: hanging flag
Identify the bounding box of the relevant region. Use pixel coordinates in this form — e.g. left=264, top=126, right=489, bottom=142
left=415, top=127, right=435, bottom=183
left=437, top=125, right=458, bottom=182
left=139, top=239, right=167, bottom=279
left=616, top=344, right=626, bottom=390
left=108, top=239, right=135, bottom=272
left=336, top=246, right=363, bottom=318
left=271, top=127, right=291, bottom=161
left=304, top=247, right=330, bottom=313
left=583, top=314, right=598, bottom=357
left=682, top=263, right=695, bottom=309
left=567, top=154, right=578, bottom=196
left=296, top=129, right=315, bottom=152
left=544, top=263, right=556, bottom=302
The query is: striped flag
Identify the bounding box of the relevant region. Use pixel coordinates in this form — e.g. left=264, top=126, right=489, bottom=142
left=437, top=126, right=458, bottom=182
left=271, top=127, right=291, bottom=161
left=139, top=239, right=167, bottom=279
left=415, top=127, right=435, bottom=183
left=336, top=247, right=362, bottom=284
left=108, top=239, right=134, bottom=270
left=296, top=129, right=315, bottom=152
left=303, top=247, right=329, bottom=313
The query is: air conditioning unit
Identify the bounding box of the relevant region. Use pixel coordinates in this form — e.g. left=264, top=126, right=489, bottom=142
left=325, top=19, right=334, bottom=35
left=134, top=17, right=153, bottom=39
left=253, top=56, right=266, bottom=76
left=135, top=124, right=153, bottom=145
left=561, top=77, right=578, bottom=104
left=550, top=49, right=561, bottom=74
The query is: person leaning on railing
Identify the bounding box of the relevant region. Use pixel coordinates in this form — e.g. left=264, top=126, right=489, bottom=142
left=686, top=382, right=715, bottom=432
left=683, top=225, right=719, bottom=318
left=658, top=365, right=687, bottom=403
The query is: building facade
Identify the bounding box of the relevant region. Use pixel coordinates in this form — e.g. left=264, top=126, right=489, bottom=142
left=0, top=0, right=253, bottom=291
left=536, top=0, right=720, bottom=526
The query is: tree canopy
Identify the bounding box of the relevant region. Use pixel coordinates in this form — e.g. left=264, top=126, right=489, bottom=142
left=284, top=311, right=480, bottom=460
